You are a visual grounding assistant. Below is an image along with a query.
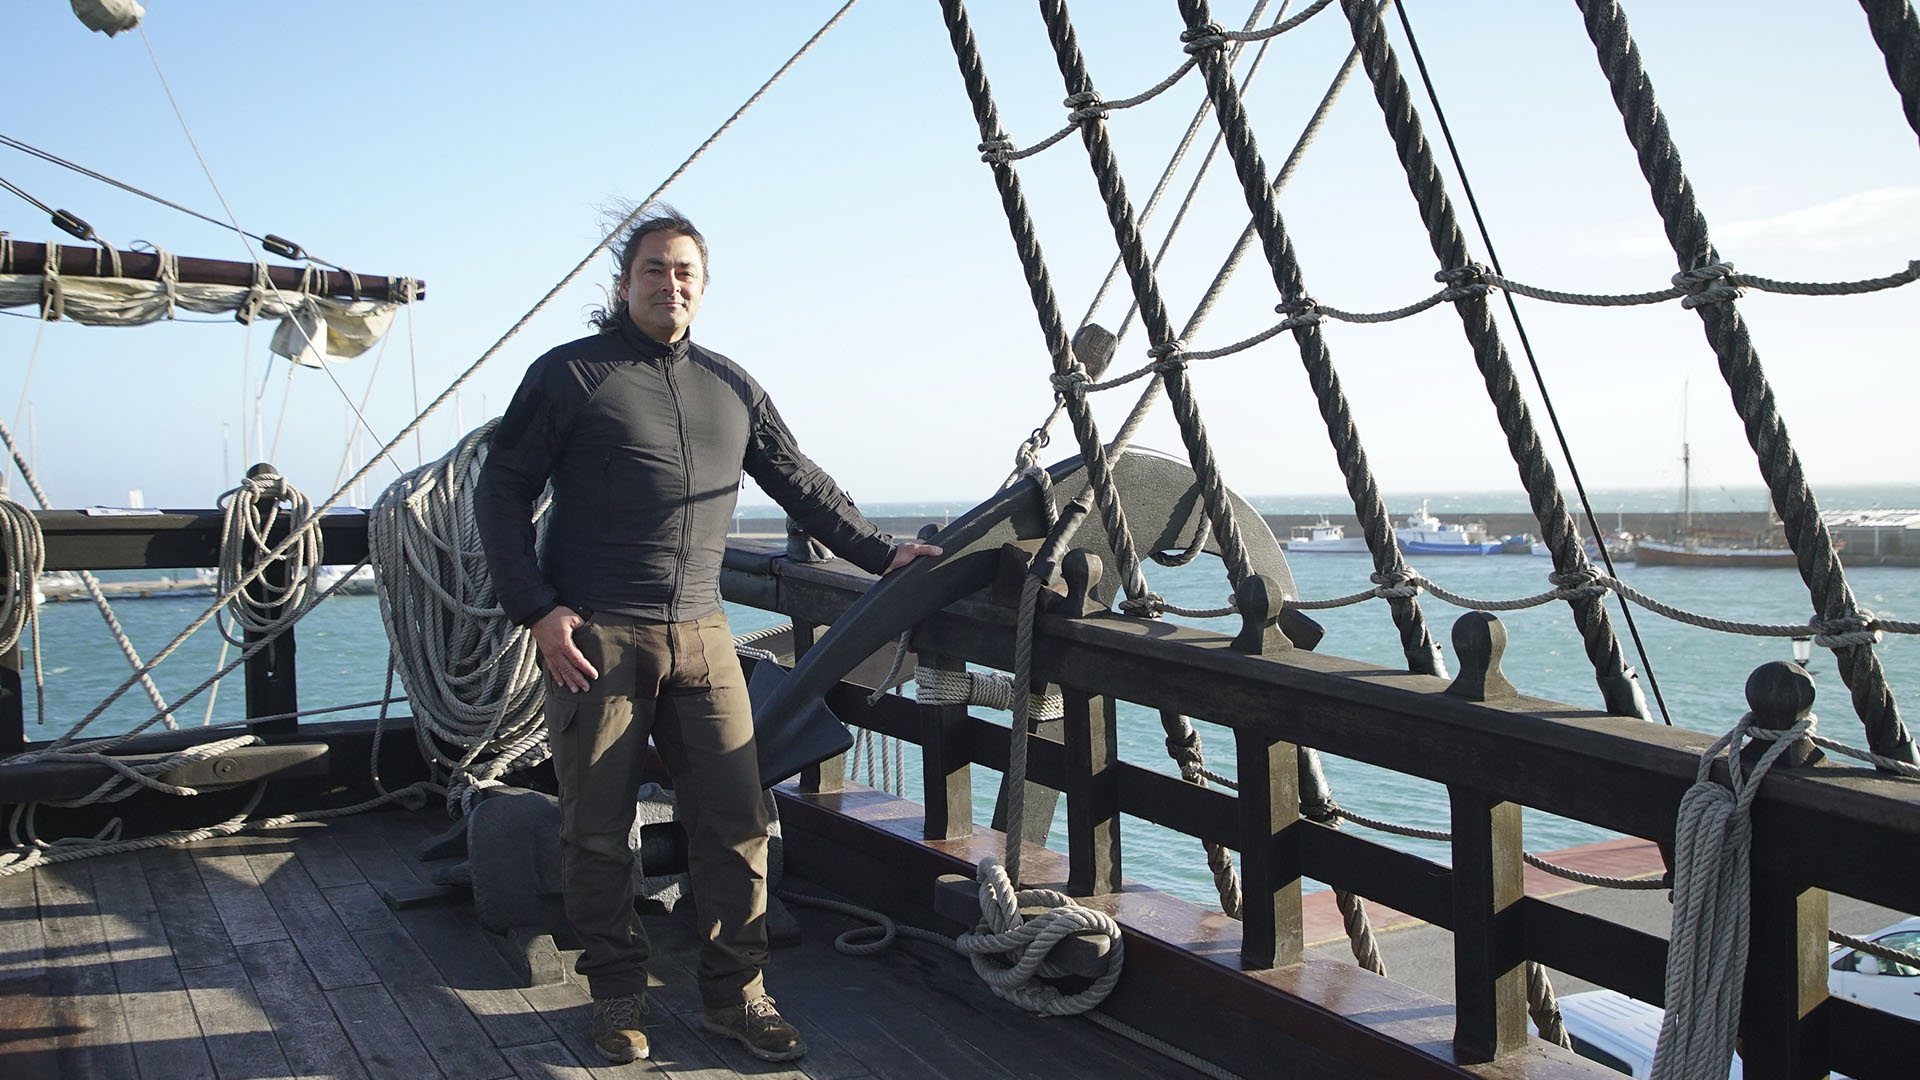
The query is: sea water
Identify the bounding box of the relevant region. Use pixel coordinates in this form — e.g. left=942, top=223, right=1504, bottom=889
left=16, top=510, right=1918, bottom=909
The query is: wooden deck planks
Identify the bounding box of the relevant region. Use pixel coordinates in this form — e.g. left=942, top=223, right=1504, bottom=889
left=90, top=850, right=220, bottom=1080
left=35, top=860, right=139, bottom=1079
left=0, top=806, right=1229, bottom=1080
left=354, top=921, right=516, bottom=1077
left=181, top=958, right=295, bottom=1080
left=0, top=860, right=45, bottom=983
left=237, top=937, right=372, bottom=1080
left=138, top=845, right=239, bottom=970
left=245, top=845, right=380, bottom=990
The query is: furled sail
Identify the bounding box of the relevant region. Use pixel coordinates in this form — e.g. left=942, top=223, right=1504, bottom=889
left=0, top=238, right=417, bottom=366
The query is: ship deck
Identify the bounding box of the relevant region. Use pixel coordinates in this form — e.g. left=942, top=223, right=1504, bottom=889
left=0, top=803, right=1206, bottom=1080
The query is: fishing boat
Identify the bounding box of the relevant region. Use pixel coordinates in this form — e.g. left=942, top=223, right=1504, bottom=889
left=1395, top=500, right=1503, bottom=555
left=3, top=4, right=1917, bottom=1080
left=1283, top=515, right=1367, bottom=552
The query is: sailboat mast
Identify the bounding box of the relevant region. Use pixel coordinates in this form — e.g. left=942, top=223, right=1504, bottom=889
left=1681, top=385, right=1692, bottom=534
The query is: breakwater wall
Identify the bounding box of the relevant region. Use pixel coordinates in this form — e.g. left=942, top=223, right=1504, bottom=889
left=738, top=510, right=1918, bottom=566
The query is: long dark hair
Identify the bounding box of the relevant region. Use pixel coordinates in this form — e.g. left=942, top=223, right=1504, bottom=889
left=590, top=205, right=709, bottom=332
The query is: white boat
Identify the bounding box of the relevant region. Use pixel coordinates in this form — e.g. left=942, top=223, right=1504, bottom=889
left=1395, top=501, right=1503, bottom=555
left=1285, top=516, right=1368, bottom=554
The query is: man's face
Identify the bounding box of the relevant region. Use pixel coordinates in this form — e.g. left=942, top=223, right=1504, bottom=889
left=619, top=231, right=706, bottom=343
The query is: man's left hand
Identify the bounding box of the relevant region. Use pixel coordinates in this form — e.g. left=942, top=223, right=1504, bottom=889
left=885, top=540, right=943, bottom=573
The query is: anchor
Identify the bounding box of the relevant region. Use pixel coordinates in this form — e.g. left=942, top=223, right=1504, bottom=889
left=753, top=445, right=1319, bottom=739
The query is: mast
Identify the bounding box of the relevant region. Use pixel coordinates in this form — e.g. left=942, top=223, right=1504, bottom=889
left=1680, top=383, right=1692, bottom=535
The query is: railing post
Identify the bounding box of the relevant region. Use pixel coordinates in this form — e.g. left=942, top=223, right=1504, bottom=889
left=1236, top=725, right=1301, bottom=969
left=1064, top=686, right=1120, bottom=895
left=792, top=619, right=844, bottom=794
left=0, top=643, right=21, bottom=754
left=1740, top=879, right=1830, bottom=1080
left=920, top=650, right=973, bottom=841
left=991, top=696, right=1062, bottom=849
left=1738, top=660, right=1830, bottom=1080
left=1449, top=785, right=1527, bottom=1063
left=243, top=466, right=297, bottom=736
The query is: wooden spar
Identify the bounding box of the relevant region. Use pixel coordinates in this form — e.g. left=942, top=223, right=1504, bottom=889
left=0, top=240, right=424, bottom=302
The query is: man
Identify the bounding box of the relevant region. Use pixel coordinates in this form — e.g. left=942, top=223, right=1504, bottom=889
left=476, top=207, right=938, bottom=1065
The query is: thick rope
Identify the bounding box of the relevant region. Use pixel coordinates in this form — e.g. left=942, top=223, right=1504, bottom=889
left=367, top=423, right=548, bottom=810
left=1859, top=0, right=1920, bottom=146
left=1162, top=721, right=1244, bottom=916
left=1038, top=0, right=1259, bottom=594
left=1576, top=0, right=1913, bottom=766
left=0, top=497, right=43, bottom=657
left=1651, top=714, right=1814, bottom=1080
left=941, top=0, right=1155, bottom=610
left=957, top=855, right=1125, bottom=1015
left=1338, top=0, right=1646, bottom=720
left=215, top=467, right=323, bottom=644
left=1177, top=0, right=1441, bottom=679
left=916, top=666, right=1064, bottom=721
left=782, top=889, right=1235, bottom=1078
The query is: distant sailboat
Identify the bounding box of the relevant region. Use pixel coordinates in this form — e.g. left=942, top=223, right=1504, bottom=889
left=1633, top=403, right=1798, bottom=568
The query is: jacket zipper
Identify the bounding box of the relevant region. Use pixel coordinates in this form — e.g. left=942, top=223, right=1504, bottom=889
left=664, top=353, right=693, bottom=617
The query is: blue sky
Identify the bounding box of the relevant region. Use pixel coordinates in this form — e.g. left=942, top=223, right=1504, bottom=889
left=3, top=1, right=1915, bottom=512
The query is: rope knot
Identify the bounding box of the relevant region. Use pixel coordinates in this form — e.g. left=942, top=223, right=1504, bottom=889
left=1435, top=262, right=1491, bottom=301
left=978, top=135, right=1016, bottom=165
left=1118, top=593, right=1168, bottom=618
left=1548, top=566, right=1612, bottom=599
left=1276, top=295, right=1322, bottom=327
left=1049, top=364, right=1091, bottom=397
left=1164, top=729, right=1203, bottom=768
left=1812, top=608, right=1881, bottom=648
left=1673, top=260, right=1746, bottom=308
left=1063, top=90, right=1109, bottom=124
left=1146, top=338, right=1190, bottom=371
left=1179, top=22, right=1228, bottom=54
left=1369, top=569, right=1422, bottom=599
left=239, top=469, right=290, bottom=501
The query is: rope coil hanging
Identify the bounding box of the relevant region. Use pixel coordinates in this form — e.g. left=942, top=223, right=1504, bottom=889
left=216, top=465, right=323, bottom=643
left=367, top=422, right=548, bottom=811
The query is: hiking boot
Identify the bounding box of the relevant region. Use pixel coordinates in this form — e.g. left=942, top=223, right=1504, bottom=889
left=702, top=995, right=806, bottom=1061
left=590, top=993, right=649, bottom=1063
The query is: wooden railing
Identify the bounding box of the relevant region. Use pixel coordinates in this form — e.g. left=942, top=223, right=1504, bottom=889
left=722, top=535, right=1920, bottom=1080
left=5, top=511, right=1917, bottom=1077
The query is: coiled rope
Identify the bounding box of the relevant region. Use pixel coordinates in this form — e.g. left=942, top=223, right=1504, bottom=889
left=215, top=466, right=323, bottom=643
left=1651, top=714, right=1814, bottom=1080
left=367, top=422, right=548, bottom=813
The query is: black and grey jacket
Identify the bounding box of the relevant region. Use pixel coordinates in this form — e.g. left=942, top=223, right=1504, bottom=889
left=475, top=318, right=894, bottom=626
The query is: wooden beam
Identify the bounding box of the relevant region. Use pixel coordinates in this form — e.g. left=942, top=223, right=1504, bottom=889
left=1, top=241, right=423, bottom=302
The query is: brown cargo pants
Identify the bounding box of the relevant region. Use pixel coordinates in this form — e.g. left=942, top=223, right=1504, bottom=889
left=544, top=610, right=769, bottom=1007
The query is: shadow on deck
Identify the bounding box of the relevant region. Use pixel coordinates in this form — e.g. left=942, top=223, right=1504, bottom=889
left=0, top=805, right=1203, bottom=1080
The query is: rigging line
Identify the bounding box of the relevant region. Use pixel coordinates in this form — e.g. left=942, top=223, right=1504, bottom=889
left=0, top=173, right=56, bottom=215
left=1112, top=0, right=1298, bottom=348
left=63, top=0, right=863, bottom=742
left=10, top=315, right=47, bottom=496
left=1390, top=1, right=1671, bottom=725
left=1079, top=0, right=1284, bottom=332
left=0, top=132, right=332, bottom=267
left=135, top=26, right=396, bottom=469
left=332, top=316, right=399, bottom=498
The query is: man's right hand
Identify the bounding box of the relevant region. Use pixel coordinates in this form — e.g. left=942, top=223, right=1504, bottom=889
left=531, top=605, right=599, bottom=693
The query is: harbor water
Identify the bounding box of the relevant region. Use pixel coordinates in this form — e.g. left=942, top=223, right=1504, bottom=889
left=17, top=500, right=1919, bottom=910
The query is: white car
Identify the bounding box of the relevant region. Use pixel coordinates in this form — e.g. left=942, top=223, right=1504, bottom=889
left=1828, top=916, right=1920, bottom=1020
left=1549, top=917, right=1919, bottom=1078
left=1553, top=989, right=1740, bottom=1078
